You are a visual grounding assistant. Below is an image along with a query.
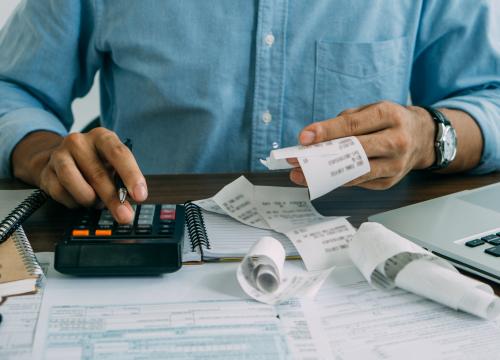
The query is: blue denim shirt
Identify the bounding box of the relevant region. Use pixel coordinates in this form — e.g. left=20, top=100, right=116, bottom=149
left=1, top=0, right=500, bottom=177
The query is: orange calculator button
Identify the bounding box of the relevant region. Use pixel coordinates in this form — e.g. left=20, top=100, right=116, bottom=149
left=72, top=229, right=89, bottom=237
left=95, top=229, right=112, bottom=236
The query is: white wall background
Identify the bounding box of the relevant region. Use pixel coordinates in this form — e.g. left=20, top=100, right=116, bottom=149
left=0, top=0, right=101, bottom=131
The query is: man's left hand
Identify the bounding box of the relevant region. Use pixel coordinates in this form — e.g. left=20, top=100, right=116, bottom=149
left=289, top=101, right=437, bottom=190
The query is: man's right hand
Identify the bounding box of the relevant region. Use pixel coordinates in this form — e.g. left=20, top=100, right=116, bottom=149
left=11, top=128, right=147, bottom=224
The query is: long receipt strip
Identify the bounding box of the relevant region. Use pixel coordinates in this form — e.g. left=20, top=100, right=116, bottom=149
left=197, top=176, right=500, bottom=319
left=194, top=176, right=356, bottom=304
left=350, top=222, right=500, bottom=320
left=237, top=237, right=334, bottom=305
left=260, top=136, right=370, bottom=199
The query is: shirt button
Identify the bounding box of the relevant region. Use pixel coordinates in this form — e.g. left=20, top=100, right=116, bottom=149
left=272, top=142, right=279, bottom=149
left=264, top=33, right=275, bottom=47
left=262, top=111, right=272, bottom=124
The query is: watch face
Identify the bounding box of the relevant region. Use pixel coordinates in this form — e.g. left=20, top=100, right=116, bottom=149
left=443, top=127, right=457, bottom=161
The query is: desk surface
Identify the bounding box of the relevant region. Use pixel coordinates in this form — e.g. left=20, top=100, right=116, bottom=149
left=1, top=170, right=499, bottom=294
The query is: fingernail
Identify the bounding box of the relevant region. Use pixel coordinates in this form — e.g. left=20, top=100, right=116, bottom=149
left=301, top=131, right=315, bottom=145
left=116, top=204, right=132, bottom=223
left=134, top=183, right=148, bottom=201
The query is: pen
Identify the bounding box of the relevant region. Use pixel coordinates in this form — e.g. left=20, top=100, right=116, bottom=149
left=115, top=139, right=133, bottom=204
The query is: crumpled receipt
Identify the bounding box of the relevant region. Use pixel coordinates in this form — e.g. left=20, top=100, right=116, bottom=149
left=260, top=136, right=370, bottom=199
left=237, top=236, right=334, bottom=305
left=349, top=222, right=500, bottom=320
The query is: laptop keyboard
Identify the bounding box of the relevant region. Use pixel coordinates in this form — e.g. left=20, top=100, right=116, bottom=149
left=465, top=233, right=500, bottom=257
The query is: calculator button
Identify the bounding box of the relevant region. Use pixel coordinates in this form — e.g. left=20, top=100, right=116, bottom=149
left=159, top=229, right=174, bottom=235
left=485, top=246, right=500, bottom=257
left=160, top=223, right=174, bottom=229
left=135, top=228, right=152, bottom=235
left=140, top=205, right=155, bottom=213
left=115, top=228, right=132, bottom=235
left=160, top=210, right=176, bottom=220
left=95, top=229, right=112, bottom=236
left=465, top=239, right=485, bottom=247
left=72, top=229, right=89, bottom=237
left=161, top=204, right=176, bottom=210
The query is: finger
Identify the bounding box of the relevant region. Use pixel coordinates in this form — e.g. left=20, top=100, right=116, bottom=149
left=356, top=177, right=400, bottom=190
left=40, top=168, right=79, bottom=208
left=286, top=158, right=300, bottom=167
left=344, top=158, right=401, bottom=186
left=289, top=168, right=308, bottom=186
left=69, top=138, right=135, bottom=224
left=338, top=103, right=372, bottom=116
left=299, top=102, right=394, bottom=145
left=356, top=130, right=398, bottom=159
left=50, top=149, right=97, bottom=207
left=92, top=130, right=148, bottom=202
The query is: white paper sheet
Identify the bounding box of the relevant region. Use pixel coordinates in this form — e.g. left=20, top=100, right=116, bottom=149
left=308, top=266, right=500, bottom=360
left=237, top=237, right=334, bottom=305
left=261, top=137, right=370, bottom=199
left=349, top=222, right=500, bottom=320
left=33, top=260, right=322, bottom=360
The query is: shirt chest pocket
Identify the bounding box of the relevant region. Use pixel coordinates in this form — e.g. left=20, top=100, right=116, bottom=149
left=313, top=37, right=409, bottom=122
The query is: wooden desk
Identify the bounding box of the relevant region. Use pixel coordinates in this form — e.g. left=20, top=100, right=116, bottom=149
left=1, top=171, right=499, bottom=294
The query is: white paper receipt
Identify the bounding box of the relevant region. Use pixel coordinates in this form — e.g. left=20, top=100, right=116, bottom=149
left=349, top=222, right=500, bottom=320
left=260, top=137, right=370, bottom=199
left=237, top=236, right=334, bottom=305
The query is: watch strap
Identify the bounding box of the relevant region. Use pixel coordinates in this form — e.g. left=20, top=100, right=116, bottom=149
left=422, top=106, right=452, bottom=170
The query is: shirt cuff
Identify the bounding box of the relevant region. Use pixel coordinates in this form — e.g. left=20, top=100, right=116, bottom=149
left=432, top=96, right=499, bottom=175
left=0, top=108, right=68, bottom=178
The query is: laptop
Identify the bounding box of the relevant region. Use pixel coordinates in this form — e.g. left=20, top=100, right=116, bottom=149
left=369, top=182, right=500, bottom=284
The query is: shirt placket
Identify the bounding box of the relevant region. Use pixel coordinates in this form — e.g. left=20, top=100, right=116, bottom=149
left=250, top=0, right=289, bottom=171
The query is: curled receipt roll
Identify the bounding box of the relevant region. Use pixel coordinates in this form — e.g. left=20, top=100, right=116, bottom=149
left=237, top=237, right=333, bottom=305
left=350, top=222, right=500, bottom=320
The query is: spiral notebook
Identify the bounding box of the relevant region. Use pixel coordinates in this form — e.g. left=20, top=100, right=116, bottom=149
left=182, top=202, right=299, bottom=262
left=0, top=190, right=47, bottom=301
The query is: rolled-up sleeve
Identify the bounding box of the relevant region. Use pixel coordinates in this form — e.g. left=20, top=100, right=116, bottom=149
left=410, top=0, right=500, bottom=174
left=0, top=0, right=101, bottom=177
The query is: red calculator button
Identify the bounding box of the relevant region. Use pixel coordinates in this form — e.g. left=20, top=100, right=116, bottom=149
left=95, top=229, right=112, bottom=236
left=72, top=229, right=89, bottom=237
left=160, top=210, right=176, bottom=220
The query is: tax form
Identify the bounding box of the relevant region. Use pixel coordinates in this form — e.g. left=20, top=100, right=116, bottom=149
left=306, top=266, right=500, bottom=360
left=32, top=261, right=323, bottom=360
left=31, top=259, right=500, bottom=360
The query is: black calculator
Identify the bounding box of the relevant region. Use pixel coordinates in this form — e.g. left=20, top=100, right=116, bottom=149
left=54, top=204, right=185, bottom=275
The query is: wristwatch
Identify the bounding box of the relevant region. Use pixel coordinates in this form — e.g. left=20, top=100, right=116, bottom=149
left=423, top=106, right=457, bottom=170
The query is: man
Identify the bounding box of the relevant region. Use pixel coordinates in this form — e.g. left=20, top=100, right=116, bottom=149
left=0, top=1, right=499, bottom=224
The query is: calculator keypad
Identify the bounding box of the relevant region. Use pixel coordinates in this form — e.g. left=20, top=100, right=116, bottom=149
left=69, top=204, right=180, bottom=241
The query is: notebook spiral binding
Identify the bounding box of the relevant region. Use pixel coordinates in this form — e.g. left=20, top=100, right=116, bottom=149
left=0, top=189, right=49, bottom=243
left=184, top=202, right=211, bottom=258
left=12, top=228, right=42, bottom=277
